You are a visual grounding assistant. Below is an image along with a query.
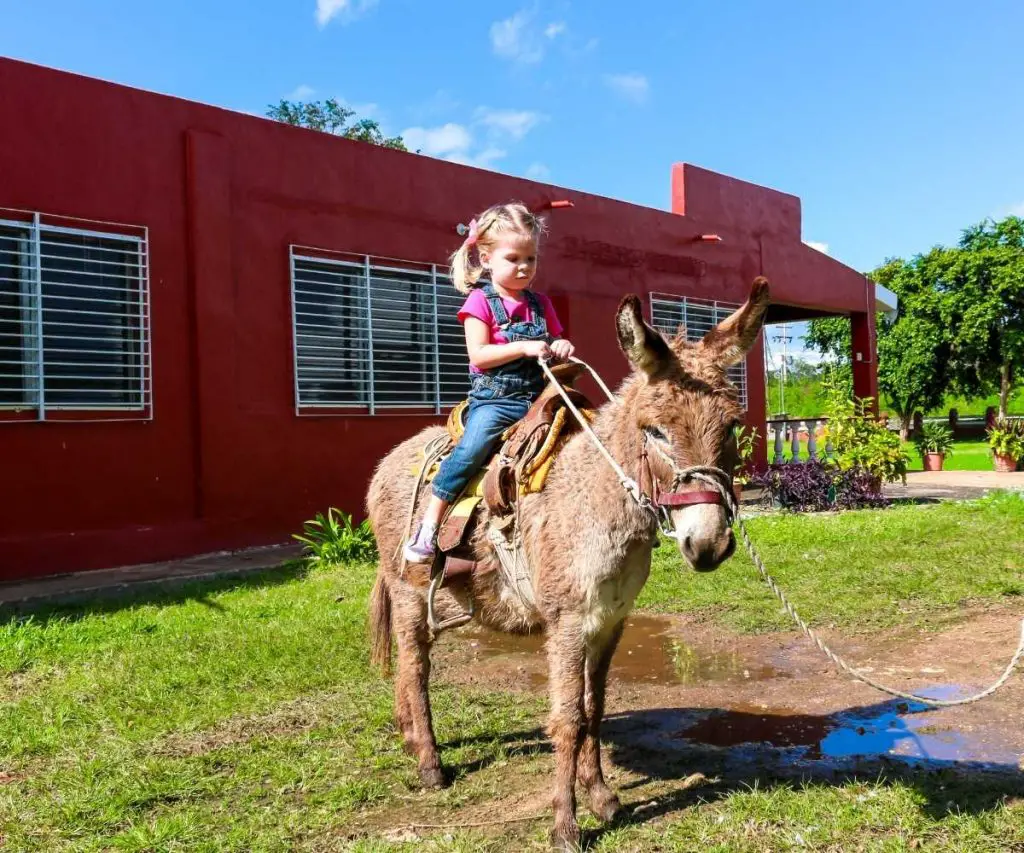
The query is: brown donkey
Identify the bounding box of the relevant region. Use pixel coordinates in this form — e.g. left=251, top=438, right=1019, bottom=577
left=366, top=277, right=770, bottom=850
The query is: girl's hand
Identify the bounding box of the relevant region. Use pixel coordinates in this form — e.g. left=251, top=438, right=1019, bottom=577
left=550, top=339, right=575, bottom=361
left=521, top=340, right=552, bottom=360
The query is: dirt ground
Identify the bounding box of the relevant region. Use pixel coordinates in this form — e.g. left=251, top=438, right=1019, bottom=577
left=402, top=606, right=1024, bottom=831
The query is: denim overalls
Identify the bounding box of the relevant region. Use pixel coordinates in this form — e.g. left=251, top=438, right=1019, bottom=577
left=431, top=285, right=552, bottom=502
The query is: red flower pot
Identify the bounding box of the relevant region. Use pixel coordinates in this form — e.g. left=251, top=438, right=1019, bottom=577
left=993, top=453, right=1019, bottom=473
left=923, top=453, right=945, bottom=472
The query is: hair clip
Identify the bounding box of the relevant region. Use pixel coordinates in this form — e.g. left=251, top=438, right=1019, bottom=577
left=456, top=219, right=480, bottom=245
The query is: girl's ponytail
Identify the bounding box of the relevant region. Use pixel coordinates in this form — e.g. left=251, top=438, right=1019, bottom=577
left=448, top=240, right=483, bottom=295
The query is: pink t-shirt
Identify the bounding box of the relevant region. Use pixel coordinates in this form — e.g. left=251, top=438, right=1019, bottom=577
left=457, top=287, right=565, bottom=374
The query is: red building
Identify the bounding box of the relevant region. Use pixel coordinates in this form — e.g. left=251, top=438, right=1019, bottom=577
left=0, top=57, right=882, bottom=581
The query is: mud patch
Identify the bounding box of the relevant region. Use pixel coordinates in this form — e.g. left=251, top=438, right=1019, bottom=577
left=604, top=691, right=1023, bottom=784
left=450, top=613, right=783, bottom=689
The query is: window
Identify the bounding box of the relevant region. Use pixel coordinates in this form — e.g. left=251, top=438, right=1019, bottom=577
left=649, top=293, right=748, bottom=410
left=0, top=211, right=151, bottom=419
left=290, top=247, right=471, bottom=413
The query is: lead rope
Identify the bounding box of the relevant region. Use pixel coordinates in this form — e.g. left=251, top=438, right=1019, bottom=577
left=539, top=356, right=1024, bottom=709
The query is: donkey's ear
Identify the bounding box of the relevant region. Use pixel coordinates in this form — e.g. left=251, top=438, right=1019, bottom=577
left=699, top=276, right=771, bottom=367
left=615, top=295, right=672, bottom=376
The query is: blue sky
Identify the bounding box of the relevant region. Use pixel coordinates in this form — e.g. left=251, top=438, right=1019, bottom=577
left=4, top=1, right=1023, bottom=358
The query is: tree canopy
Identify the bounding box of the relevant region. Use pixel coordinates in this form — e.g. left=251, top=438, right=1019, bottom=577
left=806, top=215, right=1024, bottom=423
left=266, top=98, right=408, bottom=151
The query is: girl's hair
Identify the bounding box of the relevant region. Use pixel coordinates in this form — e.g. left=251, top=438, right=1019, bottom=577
left=449, top=201, right=546, bottom=294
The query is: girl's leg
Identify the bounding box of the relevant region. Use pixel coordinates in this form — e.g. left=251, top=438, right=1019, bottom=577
left=404, top=398, right=528, bottom=562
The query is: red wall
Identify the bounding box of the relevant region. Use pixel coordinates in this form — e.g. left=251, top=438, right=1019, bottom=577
left=0, top=58, right=876, bottom=581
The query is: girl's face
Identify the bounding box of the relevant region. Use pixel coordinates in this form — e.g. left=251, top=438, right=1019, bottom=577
left=481, top=234, right=538, bottom=293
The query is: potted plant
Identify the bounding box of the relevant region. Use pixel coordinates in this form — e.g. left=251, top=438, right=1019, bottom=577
left=987, top=418, right=1024, bottom=472
left=913, top=422, right=954, bottom=472
left=733, top=425, right=759, bottom=504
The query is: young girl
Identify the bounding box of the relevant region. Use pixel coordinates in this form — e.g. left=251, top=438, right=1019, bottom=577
left=404, top=201, right=575, bottom=563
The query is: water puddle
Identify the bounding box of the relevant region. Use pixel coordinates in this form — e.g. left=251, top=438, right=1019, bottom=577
left=461, top=613, right=782, bottom=687
left=674, top=689, right=1022, bottom=769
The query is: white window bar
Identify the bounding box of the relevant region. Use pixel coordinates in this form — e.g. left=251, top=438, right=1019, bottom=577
left=0, top=209, right=152, bottom=421
left=290, top=246, right=472, bottom=414
left=649, top=292, right=749, bottom=410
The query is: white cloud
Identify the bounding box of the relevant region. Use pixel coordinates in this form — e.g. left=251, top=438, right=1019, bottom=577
left=402, top=104, right=542, bottom=172
left=490, top=9, right=544, bottom=63
left=287, top=84, right=316, bottom=100
left=401, top=123, right=473, bottom=157
left=525, top=162, right=551, bottom=181
left=474, top=108, right=543, bottom=141
left=603, top=72, right=649, bottom=104
left=342, top=98, right=379, bottom=119
left=1007, top=201, right=1024, bottom=217
left=545, top=21, right=566, bottom=39
left=804, top=241, right=830, bottom=255
left=315, top=0, right=377, bottom=28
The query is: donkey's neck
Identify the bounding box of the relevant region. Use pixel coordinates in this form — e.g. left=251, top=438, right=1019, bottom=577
left=557, top=375, right=656, bottom=542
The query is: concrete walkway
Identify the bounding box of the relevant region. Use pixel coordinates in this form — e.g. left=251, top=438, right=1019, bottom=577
left=0, top=542, right=303, bottom=611
left=885, top=470, right=1024, bottom=502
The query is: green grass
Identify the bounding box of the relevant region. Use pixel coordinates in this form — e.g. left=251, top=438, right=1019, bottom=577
left=641, top=491, right=1024, bottom=633
left=2, top=493, right=1023, bottom=850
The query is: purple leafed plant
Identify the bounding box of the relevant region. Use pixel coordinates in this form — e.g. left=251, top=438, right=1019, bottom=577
left=751, top=461, right=888, bottom=512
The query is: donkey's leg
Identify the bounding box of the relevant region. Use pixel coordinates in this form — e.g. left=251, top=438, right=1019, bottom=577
left=392, top=594, right=444, bottom=788
left=545, top=617, right=587, bottom=851
left=578, top=620, right=625, bottom=822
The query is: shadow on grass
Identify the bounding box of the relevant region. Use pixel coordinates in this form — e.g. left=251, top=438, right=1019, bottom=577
left=0, top=560, right=316, bottom=627
left=437, top=698, right=1023, bottom=846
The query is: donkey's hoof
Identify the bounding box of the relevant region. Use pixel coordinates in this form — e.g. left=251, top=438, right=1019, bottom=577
left=591, top=791, right=624, bottom=823
left=419, top=766, right=446, bottom=789
left=549, top=826, right=582, bottom=852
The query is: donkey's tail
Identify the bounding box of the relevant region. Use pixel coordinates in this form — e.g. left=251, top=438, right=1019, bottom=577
left=369, top=572, right=393, bottom=675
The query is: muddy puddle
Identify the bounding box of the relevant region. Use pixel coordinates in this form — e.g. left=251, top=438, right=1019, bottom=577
left=605, top=691, right=1023, bottom=775
left=459, top=613, right=783, bottom=688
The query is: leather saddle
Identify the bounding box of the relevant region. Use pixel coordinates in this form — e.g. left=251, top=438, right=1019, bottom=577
left=405, top=361, right=595, bottom=589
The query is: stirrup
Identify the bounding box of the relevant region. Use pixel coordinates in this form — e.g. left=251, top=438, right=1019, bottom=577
left=426, top=571, right=474, bottom=634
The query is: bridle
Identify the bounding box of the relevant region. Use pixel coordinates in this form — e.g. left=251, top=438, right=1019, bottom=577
left=638, top=433, right=736, bottom=535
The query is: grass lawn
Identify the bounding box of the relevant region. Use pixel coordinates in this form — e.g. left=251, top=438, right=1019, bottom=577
left=2, top=493, right=1023, bottom=850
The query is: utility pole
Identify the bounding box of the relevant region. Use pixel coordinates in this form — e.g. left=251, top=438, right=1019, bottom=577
left=772, top=324, right=792, bottom=415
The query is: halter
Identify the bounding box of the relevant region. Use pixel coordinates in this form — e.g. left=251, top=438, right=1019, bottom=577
left=640, top=436, right=736, bottom=534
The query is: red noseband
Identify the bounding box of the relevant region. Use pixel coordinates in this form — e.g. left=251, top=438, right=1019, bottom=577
left=656, top=490, right=724, bottom=508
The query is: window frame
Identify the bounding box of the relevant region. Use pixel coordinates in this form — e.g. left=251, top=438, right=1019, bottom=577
left=649, top=292, right=749, bottom=411
left=0, top=210, right=152, bottom=422
left=289, top=245, right=472, bottom=416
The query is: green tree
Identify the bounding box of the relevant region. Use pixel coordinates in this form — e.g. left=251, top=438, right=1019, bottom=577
left=940, top=215, right=1024, bottom=418
left=806, top=256, right=952, bottom=437
left=266, top=98, right=408, bottom=150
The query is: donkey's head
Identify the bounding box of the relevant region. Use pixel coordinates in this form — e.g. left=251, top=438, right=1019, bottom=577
left=615, top=277, right=770, bottom=571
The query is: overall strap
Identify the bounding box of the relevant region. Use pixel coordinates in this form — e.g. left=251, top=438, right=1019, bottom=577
left=523, top=289, right=548, bottom=335
left=482, top=284, right=511, bottom=328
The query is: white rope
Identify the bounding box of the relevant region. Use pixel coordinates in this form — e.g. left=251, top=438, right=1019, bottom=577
left=537, top=357, right=652, bottom=511
left=540, top=356, right=1023, bottom=709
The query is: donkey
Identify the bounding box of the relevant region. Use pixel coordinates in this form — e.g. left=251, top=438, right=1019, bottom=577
left=366, top=277, right=770, bottom=850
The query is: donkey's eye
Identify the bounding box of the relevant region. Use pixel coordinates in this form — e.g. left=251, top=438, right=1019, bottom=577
left=644, top=425, right=670, bottom=443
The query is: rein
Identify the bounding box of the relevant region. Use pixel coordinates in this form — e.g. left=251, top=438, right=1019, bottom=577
left=538, top=356, right=1024, bottom=709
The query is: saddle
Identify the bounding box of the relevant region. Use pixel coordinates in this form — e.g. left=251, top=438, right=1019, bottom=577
left=405, top=361, right=595, bottom=589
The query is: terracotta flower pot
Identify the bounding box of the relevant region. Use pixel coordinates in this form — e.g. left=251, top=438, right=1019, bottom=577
left=733, top=482, right=744, bottom=505
left=993, top=453, right=1019, bottom=473
left=923, top=452, right=945, bottom=472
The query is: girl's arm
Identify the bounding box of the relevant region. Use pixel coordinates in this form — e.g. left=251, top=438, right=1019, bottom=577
left=464, top=317, right=550, bottom=370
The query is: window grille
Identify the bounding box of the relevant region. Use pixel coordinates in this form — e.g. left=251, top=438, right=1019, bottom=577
left=290, top=247, right=472, bottom=413
left=649, top=293, right=748, bottom=410
left=0, top=210, right=151, bottom=420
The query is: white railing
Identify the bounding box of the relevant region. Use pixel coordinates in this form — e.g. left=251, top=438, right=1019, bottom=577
left=766, top=417, right=833, bottom=463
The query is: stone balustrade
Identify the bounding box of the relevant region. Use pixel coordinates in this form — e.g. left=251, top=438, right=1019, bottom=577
left=765, top=417, right=833, bottom=464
